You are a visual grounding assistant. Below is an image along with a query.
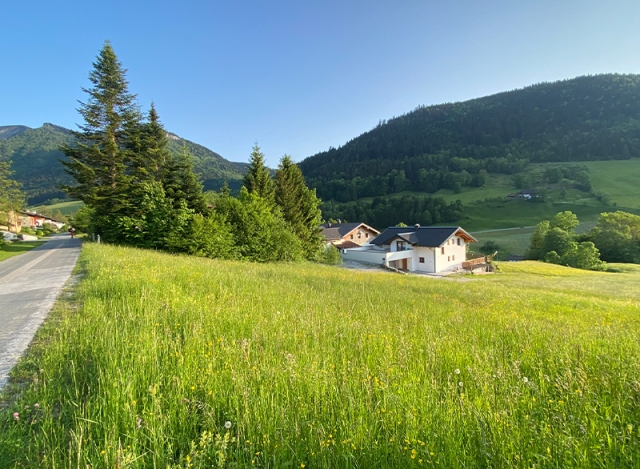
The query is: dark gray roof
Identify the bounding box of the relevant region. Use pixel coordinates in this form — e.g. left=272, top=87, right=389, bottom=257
left=319, top=222, right=378, bottom=241
left=370, top=226, right=476, bottom=247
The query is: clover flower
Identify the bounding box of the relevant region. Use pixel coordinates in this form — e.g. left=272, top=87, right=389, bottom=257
left=13, top=412, right=19, bottom=421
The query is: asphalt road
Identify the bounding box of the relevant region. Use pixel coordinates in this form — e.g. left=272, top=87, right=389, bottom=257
left=0, top=234, right=81, bottom=389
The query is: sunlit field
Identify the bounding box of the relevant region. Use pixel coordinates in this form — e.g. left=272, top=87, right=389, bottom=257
left=1, top=244, right=639, bottom=467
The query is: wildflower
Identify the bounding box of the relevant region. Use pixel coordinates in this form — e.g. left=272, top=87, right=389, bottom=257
left=458, top=382, right=463, bottom=387
left=34, top=403, right=39, bottom=409
left=523, top=377, right=529, bottom=384
left=300, top=464, right=305, bottom=468
left=225, top=421, right=232, bottom=429
left=137, top=418, right=142, bottom=429
left=183, top=398, right=189, bottom=403
left=13, top=412, right=19, bottom=421
left=454, top=369, right=460, bottom=375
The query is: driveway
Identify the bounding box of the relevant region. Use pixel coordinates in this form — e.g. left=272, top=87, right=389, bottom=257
left=0, top=234, right=81, bottom=389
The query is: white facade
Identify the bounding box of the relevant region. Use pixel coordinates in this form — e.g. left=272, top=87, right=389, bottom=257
left=341, top=231, right=472, bottom=274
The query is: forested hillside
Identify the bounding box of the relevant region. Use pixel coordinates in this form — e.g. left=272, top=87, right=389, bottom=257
left=301, top=74, right=640, bottom=203
left=0, top=124, right=246, bottom=204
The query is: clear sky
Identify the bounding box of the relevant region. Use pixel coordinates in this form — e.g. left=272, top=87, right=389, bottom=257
left=2, top=0, right=640, bottom=166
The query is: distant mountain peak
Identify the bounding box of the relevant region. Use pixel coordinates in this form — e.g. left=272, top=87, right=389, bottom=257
left=0, top=125, right=31, bottom=140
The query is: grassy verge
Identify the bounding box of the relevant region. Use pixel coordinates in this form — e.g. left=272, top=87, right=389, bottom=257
left=1, top=245, right=639, bottom=467
left=0, top=241, right=46, bottom=262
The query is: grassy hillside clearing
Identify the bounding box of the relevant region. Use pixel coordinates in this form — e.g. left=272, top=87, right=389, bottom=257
left=29, top=200, right=84, bottom=216
left=1, top=245, right=639, bottom=467
left=472, top=222, right=596, bottom=257
left=30, top=200, right=84, bottom=217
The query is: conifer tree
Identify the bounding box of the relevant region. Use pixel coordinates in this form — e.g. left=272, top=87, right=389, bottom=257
left=243, top=143, right=274, bottom=201
left=164, top=145, right=208, bottom=214
left=129, top=103, right=172, bottom=183
left=60, top=40, right=140, bottom=238
left=275, top=155, right=323, bottom=259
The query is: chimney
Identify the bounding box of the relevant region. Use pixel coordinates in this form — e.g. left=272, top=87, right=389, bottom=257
left=328, top=222, right=332, bottom=228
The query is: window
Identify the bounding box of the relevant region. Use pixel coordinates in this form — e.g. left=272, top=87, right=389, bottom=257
left=441, top=247, right=445, bottom=255
left=358, top=232, right=361, bottom=239
left=448, top=256, right=450, bottom=261
left=419, top=257, right=425, bottom=263
left=396, top=241, right=406, bottom=251
left=350, top=234, right=354, bottom=239
left=365, top=233, right=369, bottom=238
left=452, top=255, right=455, bottom=261
left=457, top=238, right=461, bottom=246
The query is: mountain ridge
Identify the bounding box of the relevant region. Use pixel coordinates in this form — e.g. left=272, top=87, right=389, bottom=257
left=0, top=123, right=247, bottom=204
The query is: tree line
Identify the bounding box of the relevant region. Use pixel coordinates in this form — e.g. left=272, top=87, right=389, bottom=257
left=526, top=210, right=640, bottom=270
left=64, top=41, right=327, bottom=263
left=321, top=195, right=464, bottom=229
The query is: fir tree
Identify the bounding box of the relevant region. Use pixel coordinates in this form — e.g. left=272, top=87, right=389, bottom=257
left=129, top=103, right=172, bottom=183
left=164, top=145, right=208, bottom=214
left=243, top=143, right=274, bottom=201
left=60, top=40, right=140, bottom=238
left=274, top=155, right=323, bottom=259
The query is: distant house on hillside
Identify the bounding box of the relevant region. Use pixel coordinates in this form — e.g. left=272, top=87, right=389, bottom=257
left=320, top=222, right=380, bottom=249
left=341, top=225, right=477, bottom=274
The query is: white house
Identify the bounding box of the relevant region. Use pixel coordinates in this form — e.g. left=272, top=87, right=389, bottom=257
left=341, top=225, right=477, bottom=274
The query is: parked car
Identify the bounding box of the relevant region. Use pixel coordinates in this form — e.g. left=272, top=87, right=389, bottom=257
left=1, top=230, right=18, bottom=241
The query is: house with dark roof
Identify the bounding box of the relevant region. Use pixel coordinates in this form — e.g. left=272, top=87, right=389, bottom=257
left=319, top=222, right=380, bottom=249
left=341, top=225, right=477, bottom=273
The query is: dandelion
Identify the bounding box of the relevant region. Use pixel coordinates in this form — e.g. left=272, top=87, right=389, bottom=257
left=458, top=382, right=463, bottom=387
left=225, top=421, right=232, bottom=429
left=523, top=377, right=529, bottom=383
left=454, top=369, right=460, bottom=375
left=13, top=412, right=19, bottom=421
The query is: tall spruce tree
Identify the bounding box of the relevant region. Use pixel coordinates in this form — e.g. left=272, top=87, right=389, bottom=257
left=243, top=143, right=274, bottom=201
left=60, top=40, right=140, bottom=238
left=129, top=103, right=172, bottom=183
left=275, top=155, right=323, bottom=259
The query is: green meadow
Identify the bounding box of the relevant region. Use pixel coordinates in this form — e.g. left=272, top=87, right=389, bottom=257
left=1, top=244, right=639, bottom=468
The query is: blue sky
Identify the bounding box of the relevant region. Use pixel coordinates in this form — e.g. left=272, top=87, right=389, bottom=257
left=2, top=0, right=640, bottom=166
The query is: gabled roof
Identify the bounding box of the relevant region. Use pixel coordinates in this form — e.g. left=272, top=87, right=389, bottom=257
left=371, top=226, right=477, bottom=247
left=319, top=222, right=380, bottom=241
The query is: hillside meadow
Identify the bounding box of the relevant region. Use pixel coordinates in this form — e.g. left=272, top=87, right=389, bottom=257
left=1, top=244, right=639, bottom=468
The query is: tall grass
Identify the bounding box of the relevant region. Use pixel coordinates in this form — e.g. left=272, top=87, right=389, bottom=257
left=1, top=244, right=639, bottom=467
